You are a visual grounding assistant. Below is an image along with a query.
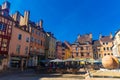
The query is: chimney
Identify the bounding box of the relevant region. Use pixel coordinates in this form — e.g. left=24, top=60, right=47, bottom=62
left=89, top=33, right=92, bottom=39
left=2, top=1, right=10, bottom=10
left=12, top=11, right=20, bottom=22
left=36, top=22, right=39, bottom=26
left=110, top=32, right=113, bottom=39
left=1, top=1, right=10, bottom=16
left=24, top=11, right=30, bottom=26
left=39, top=19, right=43, bottom=28
left=77, top=34, right=81, bottom=39
left=99, top=33, right=102, bottom=40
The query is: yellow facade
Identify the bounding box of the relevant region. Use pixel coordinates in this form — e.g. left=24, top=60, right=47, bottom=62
left=64, top=49, right=71, bottom=59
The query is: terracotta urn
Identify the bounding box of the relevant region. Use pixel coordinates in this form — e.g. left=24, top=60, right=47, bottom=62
left=102, top=55, right=119, bottom=69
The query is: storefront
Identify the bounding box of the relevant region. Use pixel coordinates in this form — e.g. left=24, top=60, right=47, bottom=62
left=10, top=56, right=27, bottom=69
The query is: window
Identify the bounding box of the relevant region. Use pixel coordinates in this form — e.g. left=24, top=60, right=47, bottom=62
left=62, top=53, right=65, bottom=55
left=99, top=54, right=101, bottom=57
left=2, top=39, right=7, bottom=48
left=94, top=54, right=97, bottom=58
left=41, top=40, right=42, bottom=46
left=36, top=31, right=38, bottom=35
left=76, top=47, right=78, bottom=51
left=104, top=53, right=106, bottom=56
left=111, top=47, right=112, bottom=50
left=0, top=24, right=6, bottom=31
left=81, top=47, right=83, bottom=50
left=106, top=42, right=108, bottom=45
left=76, top=53, right=78, bottom=56
left=104, top=47, right=106, bottom=51
left=81, top=53, right=84, bottom=56
left=108, top=53, right=110, bottom=55
left=1, top=39, right=7, bottom=51
left=98, top=49, right=100, bottom=51
left=107, top=47, right=109, bottom=50
left=25, top=46, right=28, bottom=54
left=87, top=53, right=90, bottom=56
left=111, top=53, right=113, bottom=55
left=30, top=37, right=34, bottom=42
left=18, top=34, right=22, bottom=40
left=39, top=32, right=40, bottom=36
left=103, top=43, right=105, bottom=45
left=32, top=29, right=34, bottom=33
left=86, top=46, right=89, bottom=50
left=38, top=40, right=40, bottom=44
left=16, top=45, right=21, bottom=54
left=26, top=37, right=29, bottom=42
left=34, top=39, right=36, bottom=43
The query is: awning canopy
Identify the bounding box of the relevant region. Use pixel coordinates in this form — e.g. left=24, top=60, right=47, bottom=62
left=50, top=59, right=63, bottom=62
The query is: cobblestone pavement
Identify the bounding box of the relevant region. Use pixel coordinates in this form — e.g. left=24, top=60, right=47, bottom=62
left=0, top=69, right=119, bottom=80
left=0, top=68, right=87, bottom=80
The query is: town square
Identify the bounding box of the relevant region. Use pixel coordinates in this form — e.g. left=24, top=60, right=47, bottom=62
left=0, top=0, right=120, bottom=80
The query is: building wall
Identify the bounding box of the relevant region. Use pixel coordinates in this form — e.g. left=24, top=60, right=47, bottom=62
left=112, top=31, right=120, bottom=57
left=99, top=41, right=113, bottom=58
left=93, top=34, right=113, bottom=59
left=0, top=15, right=14, bottom=55
left=30, top=27, right=45, bottom=55
left=28, top=24, right=46, bottom=67
left=45, top=32, right=56, bottom=59
left=71, top=44, right=93, bottom=59
left=56, top=41, right=63, bottom=59
left=9, top=26, right=30, bottom=56
left=71, top=33, right=93, bottom=59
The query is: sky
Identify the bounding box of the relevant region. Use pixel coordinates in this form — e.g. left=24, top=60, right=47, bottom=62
left=1, top=0, right=120, bottom=43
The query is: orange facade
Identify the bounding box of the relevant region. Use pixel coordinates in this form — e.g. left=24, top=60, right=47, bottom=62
left=28, top=21, right=46, bottom=67
left=71, top=34, right=93, bottom=59
left=30, top=27, right=45, bottom=55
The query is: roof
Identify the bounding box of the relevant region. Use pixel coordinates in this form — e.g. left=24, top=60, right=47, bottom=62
left=77, top=34, right=92, bottom=44
left=93, top=40, right=101, bottom=46
left=100, top=36, right=113, bottom=42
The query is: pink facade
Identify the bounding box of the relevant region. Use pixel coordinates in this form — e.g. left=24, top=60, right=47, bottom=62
left=9, top=26, right=30, bottom=56
left=8, top=26, right=30, bottom=68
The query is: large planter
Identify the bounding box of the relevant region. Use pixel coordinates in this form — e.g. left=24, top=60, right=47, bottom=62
left=102, top=55, right=119, bottom=69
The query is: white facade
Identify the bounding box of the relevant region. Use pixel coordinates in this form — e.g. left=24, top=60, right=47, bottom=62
left=112, top=30, right=120, bottom=57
